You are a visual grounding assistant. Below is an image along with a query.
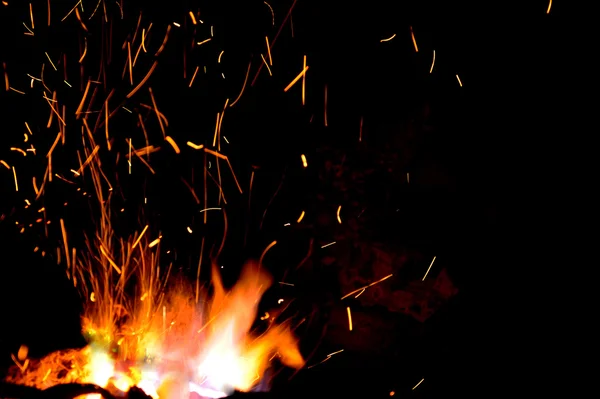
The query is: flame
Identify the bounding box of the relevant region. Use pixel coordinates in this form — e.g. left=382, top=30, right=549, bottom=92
left=7, top=258, right=303, bottom=399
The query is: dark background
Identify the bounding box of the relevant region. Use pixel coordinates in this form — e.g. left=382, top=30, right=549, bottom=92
left=0, top=0, right=571, bottom=397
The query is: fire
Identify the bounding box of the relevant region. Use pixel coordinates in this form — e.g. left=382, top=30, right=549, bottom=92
left=7, top=259, right=303, bottom=399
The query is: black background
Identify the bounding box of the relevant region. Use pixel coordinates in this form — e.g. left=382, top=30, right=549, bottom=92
left=0, top=0, right=572, bottom=397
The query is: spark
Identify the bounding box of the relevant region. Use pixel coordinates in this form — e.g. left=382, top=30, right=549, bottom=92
left=307, top=349, right=344, bottom=369
left=456, top=74, right=463, bottom=87
left=188, top=11, right=197, bottom=25
left=321, top=241, right=336, bottom=248
left=199, top=207, right=222, bottom=213
left=410, top=26, right=419, bottom=52
left=230, top=61, right=252, bottom=107
left=0, top=160, right=10, bottom=169
left=264, top=2, right=274, bottom=26
left=29, top=3, right=34, bottom=29
left=11, top=148, right=27, bottom=156
left=284, top=65, right=309, bottom=92
left=12, top=166, right=18, bottom=191
left=23, top=22, right=33, bottom=35
left=9, top=87, right=25, bottom=94
left=341, top=274, right=393, bottom=299
left=412, top=378, right=424, bottom=390
left=260, top=54, right=272, bottom=76
left=187, top=227, right=193, bottom=234
left=45, top=52, right=57, bottom=70
left=132, top=225, right=149, bottom=249
left=165, top=136, right=181, bottom=154
left=265, top=36, right=273, bottom=65
left=359, top=116, right=363, bottom=141
left=128, top=138, right=132, bottom=174
left=173, top=22, right=180, bottom=28
left=99, top=245, right=122, bottom=274
left=187, top=142, right=204, bottom=150
left=148, top=237, right=161, bottom=248
left=380, top=33, right=396, bottom=42
left=430, top=50, right=436, bottom=73
left=127, top=42, right=133, bottom=85
left=346, top=307, right=353, bottom=331
left=218, top=50, right=224, bottom=63
left=259, top=240, right=277, bottom=266
left=60, top=219, right=71, bottom=269
left=154, top=25, right=172, bottom=57
left=302, top=55, right=307, bottom=105
left=141, top=28, right=147, bottom=53
left=406, top=172, right=410, bottom=183
left=197, top=38, right=211, bottom=46
left=300, top=154, right=308, bottom=167
left=296, top=211, right=305, bottom=223
left=126, top=61, right=157, bottom=98
left=189, top=66, right=199, bottom=87
left=336, top=205, right=342, bottom=224
left=422, top=256, right=436, bottom=281
left=547, top=0, right=552, bottom=13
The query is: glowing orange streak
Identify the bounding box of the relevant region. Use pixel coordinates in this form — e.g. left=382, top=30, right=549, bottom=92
left=165, top=136, right=181, bottom=153
left=10, top=148, right=26, bottom=156
left=181, top=177, right=200, bottom=204
left=380, top=33, right=396, bottom=42
left=251, top=0, right=298, bottom=86
left=99, top=245, right=122, bottom=274
left=149, top=87, right=166, bottom=137
left=296, top=211, right=305, bottom=223
left=230, top=61, right=251, bottom=107
left=302, top=55, right=306, bottom=105
left=187, top=142, right=204, bottom=150
left=12, top=166, right=18, bottom=191
left=0, top=160, right=9, bottom=169
left=430, top=50, right=436, bottom=73
left=346, top=307, right=353, bottom=331
left=127, top=41, right=133, bottom=85
left=336, top=205, right=342, bottom=224
left=126, top=61, right=158, bottom=98
left=266, top=36, right=273, bottom=65
left=154, top=25, right=172, bottom=57
left=189, top=66, right=199, bottom=87
left=47, top=0, right=50, bottom=26
left=341, top=274, right=393, bottom=299
left=29, top=3, right=34, bottom=29
left=3, top=62, right=9, bottom=91
left=76, top=80, right=91, bottom=116
left=547, top=0, right=552, bottom=13
left=46, top=132, right=62, bottom=158
left=45, top=95, right=66, bottom=126
left=259, top=240, right=277, bottom=266
left=203, top=149, right=243, bottom=193
left=60, top=218, right=71, bottom=269
left=260, top=55, right=272, bottom=76
left=132, top=225, right=149, bottom=249
left=410, top=26, right=419, bottom=52
left=75, top=145, right=100, bottom=174
left=284, top=65, right=308, bottom=92
left=128, top=139, right=156, bottom=174
left=105, top=100, right=111, bottom=151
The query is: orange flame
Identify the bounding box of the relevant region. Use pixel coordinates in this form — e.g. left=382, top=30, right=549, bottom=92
left=6, top=261, right=303, bottom=399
